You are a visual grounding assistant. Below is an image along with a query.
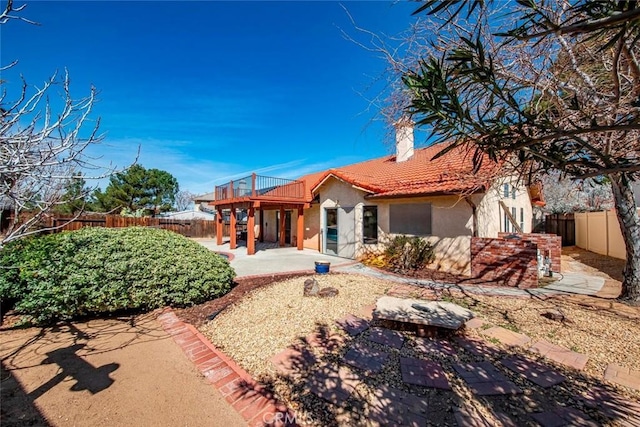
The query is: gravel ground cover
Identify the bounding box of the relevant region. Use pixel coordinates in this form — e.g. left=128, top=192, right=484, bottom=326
left=200, top=271, right=639, bottom=426
left=195, top=247, right=639, bottom=425
left=201, top=274, right=392, bottom=376
left=441, top=291, right=640, bottom=378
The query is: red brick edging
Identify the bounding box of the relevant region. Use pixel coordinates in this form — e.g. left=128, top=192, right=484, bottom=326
left=157, top=309, right=295, bottom=426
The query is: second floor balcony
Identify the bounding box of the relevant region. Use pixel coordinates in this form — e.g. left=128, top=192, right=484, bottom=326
left=212, top=173, right=306, bottom=206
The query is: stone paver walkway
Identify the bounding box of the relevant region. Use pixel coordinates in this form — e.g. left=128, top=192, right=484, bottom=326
left=453, top=361, right=523, bottom=396
left=454, top=336, right=500, bottom=358
left=367, top=327, right=405, bottom=349
left=604, top=363, right=640, bottom=391
left=529, top=339, right=589, bottom=371
left=271, top=346, right=316, bottom=376
left=336, top=314, right=369, bottom=336
left=531, top=407, right=598, bottom=427
left=480, top=326, right=531, bottom=348
left=500, top=356, right=565, bottom=388
left=344, top=342, right=390, bottom=373
left=155, top=249, right=640, bottom=427
left=334, top=263, right=605, bottom=297
left=414, top=337, right=457, bottom=358
left=306, top=330, right=344, bottom=353
left=368, top=385, right=431, bottom=426
left=304, top=364, right=360, bottom=402
left=400, top=357, right=451, bottom=390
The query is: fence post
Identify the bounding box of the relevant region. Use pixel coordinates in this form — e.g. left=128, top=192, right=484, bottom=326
left=251, top=173, right=256, bottom=197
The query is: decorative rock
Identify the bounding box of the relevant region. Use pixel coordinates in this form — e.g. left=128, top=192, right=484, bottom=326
left=303, top=278, right=320, bottom=297
left=317, top=287, right=339, bottom=298
left=541, top=309, right=566, bottom=322
left=374, top=296, right=475, bottom=330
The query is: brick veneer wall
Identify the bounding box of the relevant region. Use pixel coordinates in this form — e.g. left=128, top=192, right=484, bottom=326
left=471, top=237, right=539, bottom=289
left=498, top=232, right=562, bottom=273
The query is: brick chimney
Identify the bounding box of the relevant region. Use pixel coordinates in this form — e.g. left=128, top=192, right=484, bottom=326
left=394, top=118, right=414, bottom=162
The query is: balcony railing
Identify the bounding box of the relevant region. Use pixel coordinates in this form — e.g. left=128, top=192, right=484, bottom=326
left=214, top=174, right=305, bottom=203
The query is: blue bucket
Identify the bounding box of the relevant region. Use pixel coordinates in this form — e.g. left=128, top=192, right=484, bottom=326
left=315, top=261, right=330, bottom=274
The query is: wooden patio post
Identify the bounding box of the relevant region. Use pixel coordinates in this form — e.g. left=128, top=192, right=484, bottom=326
left=247, top=206, right=255, bottom=255
left=297, top=206, right=304, bottom=250
left=216, top=207, right=223, bottom=245
left=230, top=205, right=237, bottom=249
left=279, top=207, right=286, bottom=247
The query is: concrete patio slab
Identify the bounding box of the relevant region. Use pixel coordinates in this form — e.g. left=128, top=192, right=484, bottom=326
left=193, top=239, right=353, bottom=277
left=543, top=272, right=605, bottom=296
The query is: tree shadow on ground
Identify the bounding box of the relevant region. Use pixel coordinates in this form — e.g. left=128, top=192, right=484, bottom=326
left=562, top=246, right=625, bottom=282
left=1, top=361, right=51, bottom=427
left=0, top=313, right=167, bottom=421
left=237, top=315, right=640, bottom=427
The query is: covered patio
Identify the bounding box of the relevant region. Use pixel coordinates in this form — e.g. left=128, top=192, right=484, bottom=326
left=211, top=174, right=309, bottom=255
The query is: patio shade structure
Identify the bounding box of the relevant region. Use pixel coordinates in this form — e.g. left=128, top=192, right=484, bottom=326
left=211, top=174, right=309, bottom=255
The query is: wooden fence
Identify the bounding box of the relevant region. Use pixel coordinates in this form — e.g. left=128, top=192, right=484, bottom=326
left=544, top=213, right=575, bottom=246
left=49, top=215, right=223, bottom=238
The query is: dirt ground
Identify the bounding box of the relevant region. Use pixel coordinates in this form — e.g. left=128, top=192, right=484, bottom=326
left=0, top=312, right=244, bottom=427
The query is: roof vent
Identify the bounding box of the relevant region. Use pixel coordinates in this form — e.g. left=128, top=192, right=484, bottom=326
left=394, top=118, right=414, bottom=162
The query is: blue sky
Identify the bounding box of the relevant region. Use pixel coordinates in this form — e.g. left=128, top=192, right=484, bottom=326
left=2, top=1, right=419, bottom=194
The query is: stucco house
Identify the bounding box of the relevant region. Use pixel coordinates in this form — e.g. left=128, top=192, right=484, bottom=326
left=210, top=124, right=543, bottom=275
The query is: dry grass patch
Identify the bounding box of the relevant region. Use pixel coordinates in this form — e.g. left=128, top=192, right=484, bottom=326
left=200, top=273, right=390, bottom=376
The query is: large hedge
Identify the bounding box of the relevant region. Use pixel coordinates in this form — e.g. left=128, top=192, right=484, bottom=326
left=0, top=227, right=235, bottom=324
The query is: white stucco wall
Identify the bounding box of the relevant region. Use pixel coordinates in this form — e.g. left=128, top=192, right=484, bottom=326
left=374, top=195, right=473, bottom=275
left=475, top=177, right=533, bottom=237
left=315, top=177, right=370, bottom=256
left=308, top=177, right=477, bottom=274
left=304, top=175, right=534, bottom=275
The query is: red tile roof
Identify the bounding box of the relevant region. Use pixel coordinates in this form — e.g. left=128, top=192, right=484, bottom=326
left=298, top=143, right=500, bottom=201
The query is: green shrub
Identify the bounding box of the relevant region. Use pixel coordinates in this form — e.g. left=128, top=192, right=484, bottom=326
left=0, top=227, right=235, bottom=324
left=384, top=235, right=436, bottom=272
